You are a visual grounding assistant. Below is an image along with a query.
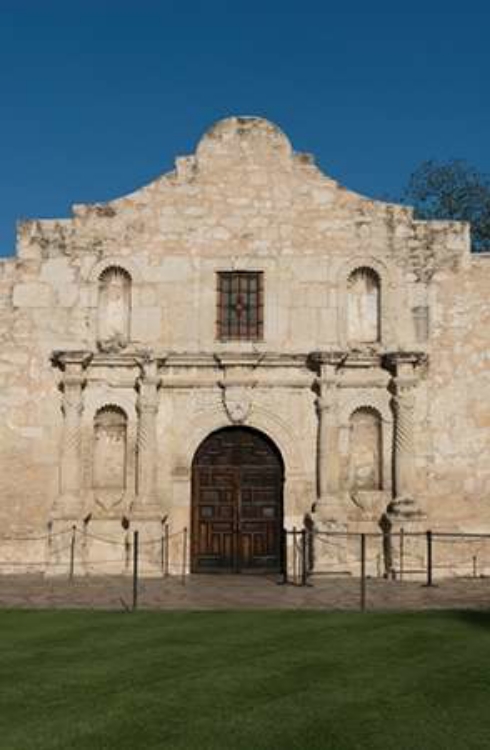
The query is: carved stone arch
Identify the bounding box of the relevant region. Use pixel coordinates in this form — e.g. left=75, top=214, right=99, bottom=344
left=337, top=255, right=396, bottom=347
left=87, top=256, right=143, bottom=284
left=180, top=404, right=304, bottom=481
left=86, top=398, right=135, bottom=424
left=339, top=392, right=392, bottom=427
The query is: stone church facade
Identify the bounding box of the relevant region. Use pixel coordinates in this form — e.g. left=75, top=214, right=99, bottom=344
left=0, top=116, right=489, bottom=576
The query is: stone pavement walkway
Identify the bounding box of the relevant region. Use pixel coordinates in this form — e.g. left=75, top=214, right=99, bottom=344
left=1, top=574, right=490, bottom=611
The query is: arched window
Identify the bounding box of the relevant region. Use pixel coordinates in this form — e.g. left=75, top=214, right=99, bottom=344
left=349, top=407, right=382, bottom=491
left=97, top=266, right=131, bottom=351
left=93, top=406, right=127, bottom=490
left=347, top=267, right=381, bottom=344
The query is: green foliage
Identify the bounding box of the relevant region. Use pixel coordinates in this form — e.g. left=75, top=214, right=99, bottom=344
left=403, top=160, right=490, bottom=252
left=1, top=610, right=490, bottom=749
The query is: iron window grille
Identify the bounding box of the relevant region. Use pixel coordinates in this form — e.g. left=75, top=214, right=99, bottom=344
left=217, top=271, right=264, bottom=341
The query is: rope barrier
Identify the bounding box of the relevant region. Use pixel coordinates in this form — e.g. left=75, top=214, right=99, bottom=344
left=138, top=529, right=186, bottom=546
left=81, top=559, right=127, bottom=566
left=75, top=528, right=187, bottom=546
left=433, top=536, right=490, bottom=544
left=79, top=531, right=126, bottom=545
left=0, top=527, right=73, bottom=542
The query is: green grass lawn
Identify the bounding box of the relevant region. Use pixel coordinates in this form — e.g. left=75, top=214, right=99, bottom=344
left=1, top=610, right=490, bottom=750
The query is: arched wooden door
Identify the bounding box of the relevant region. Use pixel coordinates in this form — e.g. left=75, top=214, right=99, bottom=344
left=191, top=427, right=284, bottom=573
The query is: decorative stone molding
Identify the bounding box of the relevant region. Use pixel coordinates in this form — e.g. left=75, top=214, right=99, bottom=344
left=338, top=390, right=392, bottom=426
left=221, top=385, right=253, bottom=424
left=180, top=404, right=305, bottom=482
left=87, top=256, right=143, bottom=284
left=215, top=352, right=260, bottom=425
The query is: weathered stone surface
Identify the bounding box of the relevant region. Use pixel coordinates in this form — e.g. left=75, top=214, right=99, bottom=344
left=0, top=116, right=488, bottom=576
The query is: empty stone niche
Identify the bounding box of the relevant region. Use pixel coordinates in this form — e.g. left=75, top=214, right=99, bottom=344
left=347, top=267, right=381, bottom=344
left=349, top=407, right=383, bottom=491
left=93, top=406, right=128, bottom=491
left=97, top=266, right=131, bottom=352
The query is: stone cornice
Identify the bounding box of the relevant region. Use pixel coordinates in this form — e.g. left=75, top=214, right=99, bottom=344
left=51, top=348, right=429, bottom=381
left=51, top=350, right=93, bottom=371
left=382, top=351, right=428, bottom=371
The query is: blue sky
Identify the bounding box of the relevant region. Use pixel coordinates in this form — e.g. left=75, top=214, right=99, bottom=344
left=1, top=0, right=489, bottom=256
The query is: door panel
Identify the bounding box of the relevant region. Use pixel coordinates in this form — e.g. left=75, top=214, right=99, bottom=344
left=191, top=428, right=283, bottom=573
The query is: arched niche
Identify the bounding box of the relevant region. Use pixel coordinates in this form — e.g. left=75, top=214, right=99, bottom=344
left=93, top=406, right=128, bottom=490
left=97, top=266, right=131, bottom=352
left=337, top=257, right=395, bottom=348
left=349, top=406, right=383, bottom=491
left=347, top=267, right=381, bottom=344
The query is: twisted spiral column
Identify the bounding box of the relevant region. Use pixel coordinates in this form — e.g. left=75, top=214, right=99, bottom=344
left=314, top=359, right=342, bottom=513
left=136, top=366, right=160, bottom=509
left=392, top=381, right=416, bottom=499
left=60, top=371, right=85, bottom=496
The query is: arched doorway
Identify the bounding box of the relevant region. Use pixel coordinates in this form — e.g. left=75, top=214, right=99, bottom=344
left=191, top=427, right=284, bottom=573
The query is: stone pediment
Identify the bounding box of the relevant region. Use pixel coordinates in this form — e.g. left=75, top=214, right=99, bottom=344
left=70, top=116, right=403, bottom=217
left=15, top=115, right=469, bottom=289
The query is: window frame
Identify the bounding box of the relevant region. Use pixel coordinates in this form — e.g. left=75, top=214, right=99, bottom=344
left=216, top=271, right=264, bottom=342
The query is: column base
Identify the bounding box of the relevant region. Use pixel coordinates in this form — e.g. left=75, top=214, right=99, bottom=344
left=311, top=495, right=347, bottom=524
left=385, top=495, right=426, bottom=522
left=50, top=493, right=84, bottom=521
left=381, top=496, right=426, bottom=580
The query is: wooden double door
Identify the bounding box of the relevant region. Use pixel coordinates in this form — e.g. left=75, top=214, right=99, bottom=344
left=191, top=427, right=284, bottom=573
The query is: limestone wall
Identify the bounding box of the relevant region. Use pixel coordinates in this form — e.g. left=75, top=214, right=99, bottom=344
left=0, top=116, right=488, bottom=575
left=424, top=254, right=490, bottom=528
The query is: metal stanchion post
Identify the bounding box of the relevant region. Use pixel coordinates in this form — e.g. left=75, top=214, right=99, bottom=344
left=399, top=527, right=404, bottom=581
left=426, top=530, right=433, bottom=587
left=301, top=529, right=307, bottom=587
left=279, top=528, right=288, bottom=585
left=182, top=527, right=188, bottom=585
left=132, top=530, right=139, bottom=611
left=360, top=533, right=366, bottom=612
left=292, top=527, right=297, bottom=585
left=69, top=525, right=76, bottom=582
left=165, top=524, right=169, bottom=577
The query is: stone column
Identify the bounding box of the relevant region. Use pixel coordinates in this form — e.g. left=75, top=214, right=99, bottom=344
left=316, top=381, right=338, bottom=501
left=392, top=379, right=416, bottom=499
left=135, top=358, right=161, bottom=515
left=53, top=353, right=91, bottom=517
left=312, top=352, right=344, bottom=519
left=385, top=353, right=427, bottom=519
